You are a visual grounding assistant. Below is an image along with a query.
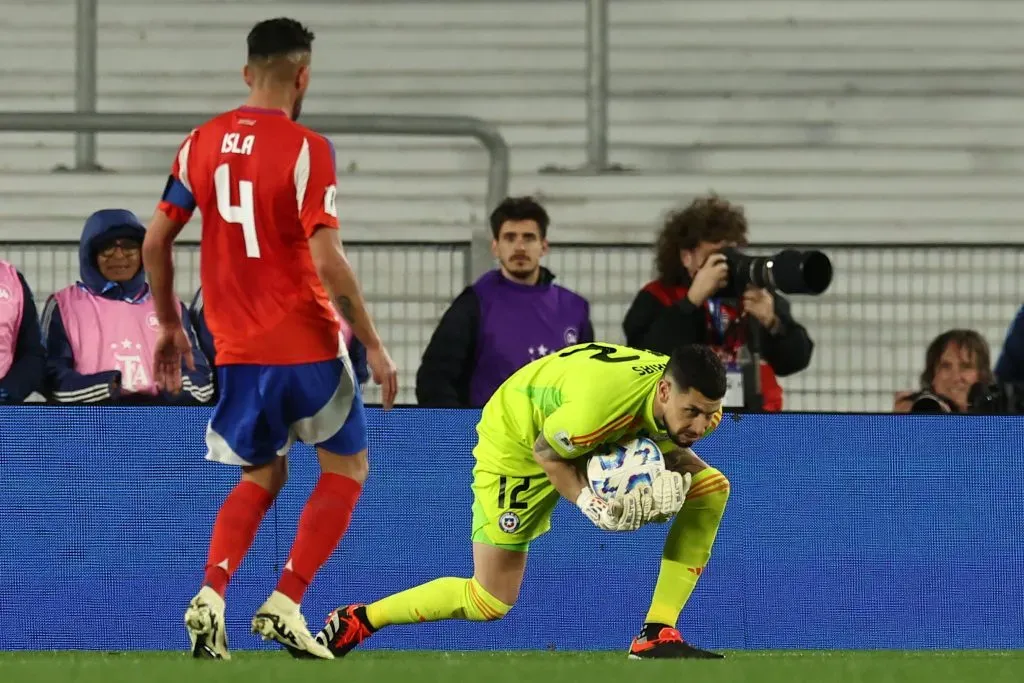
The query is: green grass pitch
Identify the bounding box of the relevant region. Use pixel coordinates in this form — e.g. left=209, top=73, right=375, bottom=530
left=2, top=651, right=1023, bottom=683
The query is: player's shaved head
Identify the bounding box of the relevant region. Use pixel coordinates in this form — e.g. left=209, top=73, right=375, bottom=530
left=246, top=17, right=314, bottom=81
left=248, top=17, right=314, bottom=61
left=664, top=344, right=727, bottom=401
left=243, top=17, right=315, bottom=120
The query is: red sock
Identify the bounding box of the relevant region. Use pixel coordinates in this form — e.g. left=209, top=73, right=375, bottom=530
left=275, top=473, right=362, bottom=603
left=202, top=480, right=274, bottom=596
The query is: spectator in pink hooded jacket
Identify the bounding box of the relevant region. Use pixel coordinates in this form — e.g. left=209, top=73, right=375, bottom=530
left=41, top=209, right=213, bottom=405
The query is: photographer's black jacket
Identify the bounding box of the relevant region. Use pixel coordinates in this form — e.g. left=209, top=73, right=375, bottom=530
left=623, top=278, right=814, bottom=410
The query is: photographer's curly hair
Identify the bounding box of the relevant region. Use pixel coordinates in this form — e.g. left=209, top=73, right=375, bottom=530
left=654, top=194, right=749, bottom=285
left=919, top=329, right=993, bottom=390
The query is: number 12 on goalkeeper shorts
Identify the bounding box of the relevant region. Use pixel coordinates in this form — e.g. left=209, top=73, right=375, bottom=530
left=497, top=476, right=531, bottom=510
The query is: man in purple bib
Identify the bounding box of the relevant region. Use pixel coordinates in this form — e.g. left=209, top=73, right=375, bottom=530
left=41, top=209, right=213, bottom=405
left=416, top=196, right=593, bottom=407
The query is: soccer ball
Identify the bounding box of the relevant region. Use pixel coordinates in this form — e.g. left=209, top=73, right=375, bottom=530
left=587, top=437, right=665, bottom=501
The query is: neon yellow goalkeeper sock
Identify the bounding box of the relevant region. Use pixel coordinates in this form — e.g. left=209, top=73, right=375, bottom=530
left=645, top=467, right=730, bottom=626
left=364, top=577, right=511, bottom=629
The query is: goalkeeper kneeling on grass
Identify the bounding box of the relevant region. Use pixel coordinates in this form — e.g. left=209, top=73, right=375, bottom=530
left=317, top=342, right=730, bottom=660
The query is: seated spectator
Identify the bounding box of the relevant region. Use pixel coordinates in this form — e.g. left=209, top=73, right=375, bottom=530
left=894, top=329, right=993, bottom=413
left=416, top=196, right=593, bottom=407
left=0, top=259, right=45, bottom=403
left=189, top=286, right=369, bottom=397
left=623, top=195, right=813, bottom=411
left=41, top=209, right=213, bottom=405
left=994, top=304, right=1024, bottom=382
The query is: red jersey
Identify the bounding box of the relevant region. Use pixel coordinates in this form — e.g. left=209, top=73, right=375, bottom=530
left=159, top=106, right=341, bottom=366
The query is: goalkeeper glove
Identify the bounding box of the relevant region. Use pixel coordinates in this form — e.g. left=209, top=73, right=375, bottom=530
left=648, top=470, right=691, bottom=523
left=576, top=485, right=655, bottom=532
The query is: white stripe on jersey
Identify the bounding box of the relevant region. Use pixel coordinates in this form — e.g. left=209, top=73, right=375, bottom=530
left=294, top=137, right=310, bottom=214
left=178, top=136, right=193, bottom=192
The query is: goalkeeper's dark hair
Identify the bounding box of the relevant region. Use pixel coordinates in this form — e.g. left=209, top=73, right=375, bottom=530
left=664, top=344, right=727, bottom=400
left=247, top=18, right=315, bottom=61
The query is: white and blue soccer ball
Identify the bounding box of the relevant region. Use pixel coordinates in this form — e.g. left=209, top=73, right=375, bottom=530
left=587, top=437, right=665, bottom=501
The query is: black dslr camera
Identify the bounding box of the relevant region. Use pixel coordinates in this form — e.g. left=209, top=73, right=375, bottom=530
left=968, top=382, right=1024, bottom=415
left=905, top=390, right=957, bottom=414
left=718, top=247, right=834, bottom=298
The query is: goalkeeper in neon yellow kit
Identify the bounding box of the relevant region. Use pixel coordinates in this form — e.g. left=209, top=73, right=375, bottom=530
left=316, top=342, right=730, bottom=659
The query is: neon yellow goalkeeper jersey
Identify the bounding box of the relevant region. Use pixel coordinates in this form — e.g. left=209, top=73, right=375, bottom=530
left=473, top=342, right=675, bottom=477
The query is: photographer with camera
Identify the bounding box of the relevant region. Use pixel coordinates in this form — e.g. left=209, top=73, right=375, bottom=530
left=623, top=195, right=818, bottom=411
left=894, top=329, right=993, bottom=414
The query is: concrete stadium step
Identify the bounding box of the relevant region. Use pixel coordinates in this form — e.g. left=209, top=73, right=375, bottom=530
left=615, top=0, right=1024, bottom=22
left=28, top=95, right=1024, bottom=127
left=14, top=70, right=1024, bottom=98
left=5, top=126, right=1024, bottom=175
left=6, top=138, right=1021, bottom=174
left=4, top=90, right=1024, bottom=128
left=7, top=0, right=1017, bottom=26
left=4, top=213, right=1018, bottom=246
left=8, top=120, right=1024, bottom=155
left=3, top=193, right=1024, bottom=236
left=10, top=20, right=1024, bottom=51
left=7, top=170, right=1024, bottom=200
left=9, top=42, right=1024, bottom=74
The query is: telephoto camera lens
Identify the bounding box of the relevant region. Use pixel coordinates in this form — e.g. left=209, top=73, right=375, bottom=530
left=720, top=247, right=833, bottom=297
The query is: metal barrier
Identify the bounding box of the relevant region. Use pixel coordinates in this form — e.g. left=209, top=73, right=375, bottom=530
left=0, top=111, right=509, bottom=282
left=2, top=240, right=469, bottom=408
left=4, top=241, right=1022, bottom=412
left=585, top=0, right=610, bottom=171
left=547, top=243, right=1024, bottom=412
left=69, top=0, right=611, bottom=174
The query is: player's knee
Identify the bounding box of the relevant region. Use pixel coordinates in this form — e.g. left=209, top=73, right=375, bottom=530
left=714, top=470, right=731, bottom=502
left=687, top=468, right=730, bottom=511
left=242, top=459, right=288, bottom=496
left=464, top=578, right=514, bottom=622
left=317, top=447, right=369, bottom=484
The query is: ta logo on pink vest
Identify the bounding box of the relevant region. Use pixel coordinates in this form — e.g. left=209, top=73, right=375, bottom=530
left=0, top=285, right=12, bottom=304
left=146, top=313, right=160, bottom=330
left=109, top=338, right=151, bottom=391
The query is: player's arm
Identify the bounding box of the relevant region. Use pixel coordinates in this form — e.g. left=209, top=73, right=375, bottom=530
left=531, top=433, right=589, bottom=503
left=307, top=227, right=382, bottom=352
left=142, top=210, right=189, bottom=331
left=300, top=134, right=397, bottom=407
left=144, top=134, right=198, bottom=332
left=532, top=430, right=645, bottom=533
left=538, top=403, right=653, bottom=532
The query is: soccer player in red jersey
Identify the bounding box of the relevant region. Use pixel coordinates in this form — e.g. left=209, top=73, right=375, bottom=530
left=141, top=17, right=398, bottom=660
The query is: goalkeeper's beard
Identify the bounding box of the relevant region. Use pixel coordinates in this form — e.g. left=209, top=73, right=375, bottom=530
left=658, top=417, right=699, bottom=448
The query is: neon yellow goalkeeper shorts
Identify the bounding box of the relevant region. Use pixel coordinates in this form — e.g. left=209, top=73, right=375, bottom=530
left=470, top=460, right=561, bottom=552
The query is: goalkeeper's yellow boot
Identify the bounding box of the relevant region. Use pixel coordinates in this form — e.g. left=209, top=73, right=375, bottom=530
left=184, top=586, right=231, bottom=660
left=316, top=604, right=376, bottom=657
left=628, top=623, right=724, bottom=660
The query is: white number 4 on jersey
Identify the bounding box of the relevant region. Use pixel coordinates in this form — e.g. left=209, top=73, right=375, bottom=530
left=214, top=163, right=261, bottom=259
